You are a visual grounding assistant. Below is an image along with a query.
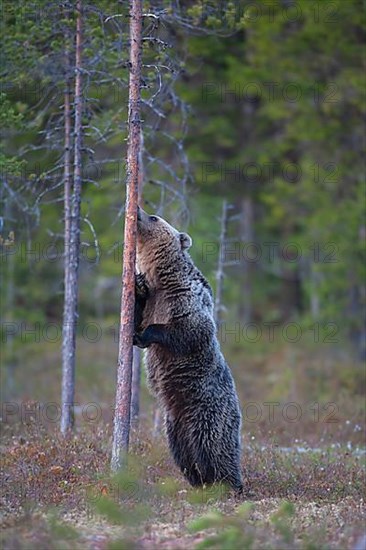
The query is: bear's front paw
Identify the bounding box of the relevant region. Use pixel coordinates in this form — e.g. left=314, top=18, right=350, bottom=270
left=133, top=332, right=149, bottom=348
left=135, top=273, right=149, bottom=298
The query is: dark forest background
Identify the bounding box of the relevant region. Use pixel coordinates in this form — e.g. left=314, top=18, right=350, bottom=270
left=1, top=0, right=365, bottom=429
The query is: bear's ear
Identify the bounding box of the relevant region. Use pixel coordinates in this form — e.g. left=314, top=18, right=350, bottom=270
left=180, top=232, right=192, bottom=250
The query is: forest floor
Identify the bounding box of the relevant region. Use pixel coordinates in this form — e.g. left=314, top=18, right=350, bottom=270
left=1, top=339, right=365, bottom=549
left=1, top=422, right=365, bottom=550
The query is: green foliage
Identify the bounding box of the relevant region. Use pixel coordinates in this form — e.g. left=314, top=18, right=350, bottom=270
left=188, top=503, right=254, bottom=550
left=107, top=539, right=138, bottom=550
left=188, top=500, right=322, bottom=550
left=157, top=476, right=181, bottom=497
left=92, top=466, right=151, bottom=526
left=0, top=93, right=25, bottom=175
left=270, top=500, right=295, bottom=544
left=94, top=496, right=128, bottom=525
left=186, top=483, right=230, bottom=505
left=47, top=511, right=80, bottom=541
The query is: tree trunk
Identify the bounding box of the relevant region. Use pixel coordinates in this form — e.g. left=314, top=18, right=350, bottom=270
left=347, top=271, right=366, bottom=360
left=215, top=199, right=228, bottom=325
left=153, top=407, right=162, bottom=438
left=130, top=130, right=144, bottom=427
left=61, top=1, right=82, bottom=434
left=280, top=238, right=303, bottom=320
left=4, top=201, right=15, bottom=395
left=111, top=0, right=142, bottom=471
left=240, top=196, right=254, bottom=324
left=310, top=261, right=321, bottom=319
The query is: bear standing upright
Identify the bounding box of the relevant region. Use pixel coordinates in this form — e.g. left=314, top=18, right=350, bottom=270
left=134, top=206, right=243, bottom=492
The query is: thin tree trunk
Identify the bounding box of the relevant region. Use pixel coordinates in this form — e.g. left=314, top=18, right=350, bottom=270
left=310, top=261, right=321, bottom=319
left=131, top=130, right=144, bottom=427
left=4, top=201, right=15, bottom=395
left=280, top=228, right=303, bottom=320
left=61, top=1, right=83, bottom=434
left=215, top=199, right=228, bottom=325
left=111, top=0, right=142, bottom=471
left=240, top=196, right=254, bottom=324
left=153, top=407, right=161, bottom=438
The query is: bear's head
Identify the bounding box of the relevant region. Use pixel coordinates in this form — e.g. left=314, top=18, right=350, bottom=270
left=136, top=206, right=192, bottom=281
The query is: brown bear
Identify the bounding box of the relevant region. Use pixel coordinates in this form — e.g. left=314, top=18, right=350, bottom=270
left=134, top=206, right=243, bottom=492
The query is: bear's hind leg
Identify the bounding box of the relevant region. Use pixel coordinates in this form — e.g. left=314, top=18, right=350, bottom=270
left=165, top=415, right=202, bottom=486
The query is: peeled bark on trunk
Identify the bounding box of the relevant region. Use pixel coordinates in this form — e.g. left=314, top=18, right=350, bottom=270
left=111, top=0, right=142, bottom=471
left=215, top=199, right=228, bottom=325
left=61, top=1, right=83, bottom=434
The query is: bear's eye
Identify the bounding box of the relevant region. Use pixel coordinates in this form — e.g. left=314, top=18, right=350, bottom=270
left=150, top=216, right=158, bottom=222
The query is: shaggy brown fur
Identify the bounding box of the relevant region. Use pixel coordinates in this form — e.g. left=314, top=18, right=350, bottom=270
left=134, top=207, right=243, bottom=491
